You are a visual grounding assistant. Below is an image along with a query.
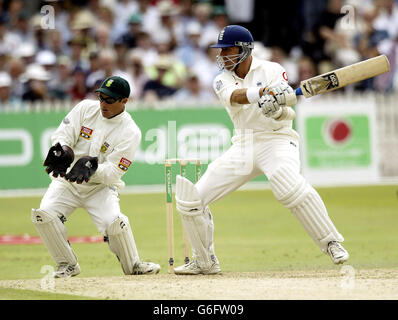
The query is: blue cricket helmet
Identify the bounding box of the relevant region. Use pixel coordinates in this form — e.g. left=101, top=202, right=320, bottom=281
left=210, top=25, right=254, bottom=71
left=210, top=25, right=254, bottom=49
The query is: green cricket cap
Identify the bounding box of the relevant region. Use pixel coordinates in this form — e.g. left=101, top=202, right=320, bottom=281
left=95, top=76, right=130, bottom=99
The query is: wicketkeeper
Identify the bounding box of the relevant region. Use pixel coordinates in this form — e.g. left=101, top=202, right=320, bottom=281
left=32, top=76, right=160, bottom=277
left=173, top=25, right=349, bottom=275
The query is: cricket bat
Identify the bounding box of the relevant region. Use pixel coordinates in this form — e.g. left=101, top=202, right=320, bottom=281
left=284, top=55, right=390, bottom=106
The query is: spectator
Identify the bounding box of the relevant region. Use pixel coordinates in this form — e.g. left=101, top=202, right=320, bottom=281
left=175, top=20, right=207, bottom=67
left=114, top=38, right=129, bottom=71
left=69, top=66, right=88, bottom=102
left=47, top=30, right=67, bottom=57
left=15, top=42, right=35, bottom=65
left=297, top=56, right=317, bottom=83
left=94, top=22, right=113, bottom=52
left=0, top=72, right=21, bottom=107
left=85, top=49, right=134, bottom=98
left=191, top=43, right=220, bottom=92
left=270, top=46, right=299, bottom=87
left=69, top=10, right=97, bottom=58
left=154, top=0, right=182, bottom=49
left=0, top=13, right=21, bottom=55
left=14, top=12, right=33, bottom=44
left=126, top=51, right=149, bottom=99
left=173, top=72, right=216, bottom=105
left=21, top=64, right=50, bottom=102
left=135, top=0, right=160, bottom=34
left=67, top=35, right=90, bottom=71
left=193, top=2, right=219, bottom=49
left=8, top=57, right=25, bottom=98
left=112, top=0, right=139, bottom=41
left=301, top=0, right=345, bottom=64
left=120, top=13, right=142, bottom=49
left=130, top=31, right=158, bottom=67
left=142, top=55, right=178, bottom=102
left=48, top=56, right=73, bottom=100
left=85, top=51, right=102, bottom=91
left=0, top=50, right=7, bottom=71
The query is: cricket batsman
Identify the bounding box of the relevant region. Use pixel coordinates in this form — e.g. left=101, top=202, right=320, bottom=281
left=31, top=76, right=160, bottom=277
left=174, top=25, right=349, bottom=275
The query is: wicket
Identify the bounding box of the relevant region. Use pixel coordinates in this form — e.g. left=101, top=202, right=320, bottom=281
left=165, top=158, right=202, bottom=274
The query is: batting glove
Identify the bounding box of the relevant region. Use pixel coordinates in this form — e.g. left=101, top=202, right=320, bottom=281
left=265, top=81, right=294, bottom=106
left=258, top=94, right=283, bottom=119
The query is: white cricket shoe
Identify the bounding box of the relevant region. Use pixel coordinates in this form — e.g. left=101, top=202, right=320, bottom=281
left=327, top=241, right=349, bottom=264
left=53, top=262, right=81, bottom=278
left=174, top=260, right=221, bottom=275
left=132, top=262, right=160, bottom=275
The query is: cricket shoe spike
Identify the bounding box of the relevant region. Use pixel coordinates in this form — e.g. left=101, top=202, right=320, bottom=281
left=53, top=262, right=81, bottom=278
left=132, top=262, right=160, bottom=275
left=174, top=260, right=221, bottom=275
left=327, top=241, right=349, bottom=264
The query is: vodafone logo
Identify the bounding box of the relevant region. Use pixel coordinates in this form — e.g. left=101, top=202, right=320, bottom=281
left=324, top=119, right=352, bottom=146
left=282, top=72, right=288, bottom=81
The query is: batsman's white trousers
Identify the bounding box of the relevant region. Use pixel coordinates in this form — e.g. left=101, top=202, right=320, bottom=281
left=39, top=180, right=122, bottom=235
left=196, top=134, right=300, bottom=206
left=195, top=133, right=344, bottom=252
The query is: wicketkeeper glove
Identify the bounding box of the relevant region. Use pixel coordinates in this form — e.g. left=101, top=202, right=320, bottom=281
left=43, top=143, right=74, bottom=178
left=65, top=156, right=98, bottom=184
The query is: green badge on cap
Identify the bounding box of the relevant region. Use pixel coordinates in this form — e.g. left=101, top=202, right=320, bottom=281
left=95, top=76, right=130, bottom=99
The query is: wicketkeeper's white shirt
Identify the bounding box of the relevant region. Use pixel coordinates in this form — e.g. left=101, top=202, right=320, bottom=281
left=212, top=56, right=299, bottom=140
left=51, top=99, right=141, bottom=196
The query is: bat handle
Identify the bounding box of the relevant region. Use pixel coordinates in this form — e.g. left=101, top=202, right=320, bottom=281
left=295, top=87, right=303, bottom=96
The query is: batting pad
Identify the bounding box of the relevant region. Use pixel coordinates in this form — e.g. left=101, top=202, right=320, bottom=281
left=269, top=165, right=344, bottom=252
left=175, top=175, right=213, bottom=268
left=31, top=209, right=78, bottom=266
left=106, top=215, right=140, bottom=275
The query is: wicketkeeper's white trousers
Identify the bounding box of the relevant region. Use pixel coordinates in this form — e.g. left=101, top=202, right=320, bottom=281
left=39, top=180, right=122, bottom=235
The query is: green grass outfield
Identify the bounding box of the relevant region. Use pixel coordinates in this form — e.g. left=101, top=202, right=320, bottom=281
left=0, top=185, right=397, bottom=299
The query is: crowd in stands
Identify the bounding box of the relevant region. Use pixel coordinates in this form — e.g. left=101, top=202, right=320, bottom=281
left=0, top=0, right=397, bottom=108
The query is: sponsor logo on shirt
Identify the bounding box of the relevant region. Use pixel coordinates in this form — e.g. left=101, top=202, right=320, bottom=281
left=80, top=126, right=93, bottom=140
left=100, top=142, right=110, bottom=153
left=118, top=157, right=132, bottom=171
left=256, top=82, right=262, bottom=87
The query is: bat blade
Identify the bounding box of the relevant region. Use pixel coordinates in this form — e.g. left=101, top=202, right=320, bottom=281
left=297, top=55, right=390, bottom=98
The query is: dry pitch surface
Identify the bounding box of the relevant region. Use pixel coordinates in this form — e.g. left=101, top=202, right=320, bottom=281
left=1, top=269, right=397, bottom=300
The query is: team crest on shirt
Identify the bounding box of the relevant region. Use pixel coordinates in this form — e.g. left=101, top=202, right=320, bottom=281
left=256, top=82, right=262, bottom=87
left=118, top=157, right=132, bottom=171
left=80, top=126, right=93, bottom=140
left=216, top=80, right=223, bottom=91
left=100, top=142, right=110, bottom=153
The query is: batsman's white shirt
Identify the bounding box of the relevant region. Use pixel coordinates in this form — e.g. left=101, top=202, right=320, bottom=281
left=213, top=56, right=299, bottom=138
left=40, top=99, right=141, bottom=234
left=196, top=57, right=300, bottom=206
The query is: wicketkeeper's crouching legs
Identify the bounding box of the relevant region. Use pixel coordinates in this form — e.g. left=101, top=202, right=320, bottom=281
left=268, top=164, right=349, bottom=264
left=31, top=208, right=80, bottom=278
left=105, top=214, right=160, bottom=275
